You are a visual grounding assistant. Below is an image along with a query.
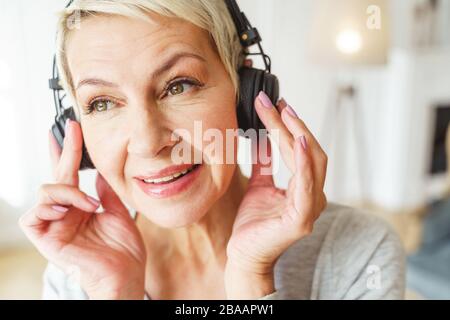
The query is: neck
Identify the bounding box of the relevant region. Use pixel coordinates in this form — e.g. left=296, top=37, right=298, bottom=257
left=137, top=166, right=248, bottom=270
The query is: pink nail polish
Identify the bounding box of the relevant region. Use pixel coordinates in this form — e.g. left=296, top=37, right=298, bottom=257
left=86, top=196, right=101, bottom=207
left=285, top=105, right=298, bottom=118
left=300, top=135, right=307, bottom=150
left=258, top=91, right=273, bottom=109
left=278, top=97, right=287, bottom=107
left=52, top=205, right=69, bottom=213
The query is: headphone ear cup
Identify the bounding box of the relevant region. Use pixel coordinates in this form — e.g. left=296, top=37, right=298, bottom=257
left=51, top=107, right=95, bottom=170
left=237, top=67, right=279, bottom=132
left=80, top=143, right=95, bottom=170
left=262, top=72, right=279, bottom=112
left=237, top=67, right=256, bottom=132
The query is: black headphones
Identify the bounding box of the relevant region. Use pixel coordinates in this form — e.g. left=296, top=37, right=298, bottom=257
left=49, top=0, right=279, bottom=170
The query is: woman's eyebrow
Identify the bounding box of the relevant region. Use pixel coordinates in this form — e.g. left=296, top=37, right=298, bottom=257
left=75, top=51, right=206, bottom=91
left=151, top=52, right=206, bottom=80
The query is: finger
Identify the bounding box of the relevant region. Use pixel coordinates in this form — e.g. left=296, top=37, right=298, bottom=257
left=37, top=183, right=100, bottom=212
left=96, top=173, right=129, bottom=217
left=20, top=204, right=68, bottom=227
left=256, top=92, right=328, bottom=190
left=276, top=98, right=288, bottom=114
left=18, top=204, right=69, bottom=240
left=254, top=91, right=296, bottom=173
left=249, top=136, right=274, bottom=187
left=48, top=130, right=62, bottom=174
left=293, top=136, right=315, bottom=219
left=55, top=119, right=82, bottom=186
left=280, top=107, right=324, bottom=152
left=280, top=106, right=327, bottom=189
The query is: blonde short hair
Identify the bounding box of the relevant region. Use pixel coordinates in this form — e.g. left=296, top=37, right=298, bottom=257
left=55, top=0, right=246, bottom=110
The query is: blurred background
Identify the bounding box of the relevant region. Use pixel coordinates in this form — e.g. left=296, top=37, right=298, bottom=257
left=1, top=0, right=450, bottom=299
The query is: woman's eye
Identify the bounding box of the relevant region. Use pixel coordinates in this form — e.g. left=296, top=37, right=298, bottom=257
left=166, top=80, right=197, bottom=97
left=88, top=99, right=117, bottom=113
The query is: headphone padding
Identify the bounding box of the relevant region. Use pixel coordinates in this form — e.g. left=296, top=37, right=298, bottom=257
left=52, top=107, right=95, bottom=170
left=237, top=67, right=279, bottom=133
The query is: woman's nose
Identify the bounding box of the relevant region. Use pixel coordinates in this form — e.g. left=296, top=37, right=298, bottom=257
left=127, top=109, right=177, bottom=159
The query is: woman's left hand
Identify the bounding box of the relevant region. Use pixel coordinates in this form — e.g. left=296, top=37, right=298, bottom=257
left=224, top=92, right=328, bottom=299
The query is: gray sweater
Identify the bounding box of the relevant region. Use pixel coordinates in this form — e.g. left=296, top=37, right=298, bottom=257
left=42, top=203, right=406, bottom=300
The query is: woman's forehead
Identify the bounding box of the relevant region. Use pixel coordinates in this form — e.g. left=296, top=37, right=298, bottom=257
left=66, top=13, right=212, bottom=68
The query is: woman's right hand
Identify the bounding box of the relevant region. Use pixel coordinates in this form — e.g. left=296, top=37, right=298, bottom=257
left=19, top=120, right=146, bottom=299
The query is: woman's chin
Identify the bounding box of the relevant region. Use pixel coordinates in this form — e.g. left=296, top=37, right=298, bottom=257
left=128, top=163, right=225, bottom=227
left=138, top=205, right=209, bottom=228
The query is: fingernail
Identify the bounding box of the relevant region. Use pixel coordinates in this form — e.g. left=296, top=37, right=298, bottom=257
left=285, top=105, right=298, bottom=118
left=52, top=205, right=69, bottom=213
left=86, top=196, right=100, bottom=207
left=300, top=135, right=308, bottom=150
left=258, top=91, right=273, bottom=109
left=277, top=97, right=287, bottom=107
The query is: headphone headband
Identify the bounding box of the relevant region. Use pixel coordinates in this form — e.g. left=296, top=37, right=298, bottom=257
left=224, top=0, right=262, bottom=48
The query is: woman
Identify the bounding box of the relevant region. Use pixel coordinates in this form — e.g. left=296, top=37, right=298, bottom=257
left=19, top=0, right=405, bottom=300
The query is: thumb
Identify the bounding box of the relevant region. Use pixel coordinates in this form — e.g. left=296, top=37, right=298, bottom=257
left=95, top=173, right=128, bottom=216
left=249, top=135, right=274, bottom=187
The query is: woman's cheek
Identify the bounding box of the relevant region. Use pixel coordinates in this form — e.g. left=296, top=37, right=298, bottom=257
left=82, top=122, right=127, bottom=176
left=200, top=114, right=239, bottom=195
left=200, top=105, right=238, bottom=163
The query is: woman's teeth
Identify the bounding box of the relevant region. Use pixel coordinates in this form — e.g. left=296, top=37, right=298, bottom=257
left=142, top=165, right=197, bottom=184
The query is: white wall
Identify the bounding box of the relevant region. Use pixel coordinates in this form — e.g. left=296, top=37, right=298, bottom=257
left=0, top=0, right=62, bottom=212
left=376, top=48, right=450, bottom=209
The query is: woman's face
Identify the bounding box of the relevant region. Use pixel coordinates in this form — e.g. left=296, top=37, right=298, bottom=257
left=66, top=13, right=239, bottom=227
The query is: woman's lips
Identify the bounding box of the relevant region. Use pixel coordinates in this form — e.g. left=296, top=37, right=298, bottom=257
left=134, top=164, right=202, bottom=198
left=134, top=163, right=197, bottom=181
